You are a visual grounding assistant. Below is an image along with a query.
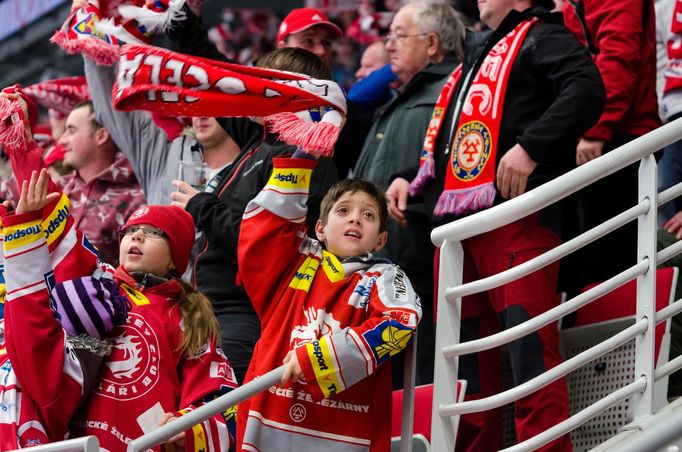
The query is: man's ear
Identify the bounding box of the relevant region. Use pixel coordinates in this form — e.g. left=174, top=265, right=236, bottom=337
left=314, top=219, right=326, bottom=243
left=94, top=127, right=110, bottom=146
left=373, top=230, right=388, bottom=252
left=427, top=32, right=441, bottom=59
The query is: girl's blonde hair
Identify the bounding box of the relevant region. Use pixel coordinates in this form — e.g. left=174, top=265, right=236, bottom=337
left=175, top=279, right=221, bottom=357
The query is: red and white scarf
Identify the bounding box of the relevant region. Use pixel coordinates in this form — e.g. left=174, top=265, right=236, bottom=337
left=50, top=1, right=176, bottom=66
left=23, top=76, right=91, bottom=115
left=410, top=18, right=535, bottom=216
left=113, top=44, right=347, bottom=156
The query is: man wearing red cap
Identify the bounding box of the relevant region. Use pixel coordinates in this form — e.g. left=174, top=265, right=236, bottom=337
left=276, top=7, right=342, bottom=66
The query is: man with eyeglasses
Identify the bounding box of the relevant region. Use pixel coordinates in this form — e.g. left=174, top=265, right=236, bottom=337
left=353, top=0, right=464, bottom=388
left=386, top=0, right=605, bottom=449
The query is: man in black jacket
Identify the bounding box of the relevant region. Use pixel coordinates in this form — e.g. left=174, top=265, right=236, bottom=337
left=386, top=0, right=605, bottom=449
left=354, top=0, right=465, bottom=387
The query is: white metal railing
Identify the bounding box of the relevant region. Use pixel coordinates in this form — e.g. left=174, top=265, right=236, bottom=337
left=9, top=436, right=99, bottom=452
left=430, top=116, right=682, bottom=451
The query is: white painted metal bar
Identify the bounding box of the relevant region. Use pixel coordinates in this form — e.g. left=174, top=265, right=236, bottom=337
left=399, top=335, right=417, bottom=452
left=9, top=436, right=100, bottom=452
left=657, top=180, right=682, bottom=206
left=500, top=377, right=648, bottom=452
left=442, top=261, right=648, bottom=358
left=655, top=298, right=682, bottom=324
left=438, top=319, right=648, bottom=416
left=430, top=240, right=464, bottom=452
left=655, top=354, right=682, bottom=381
left=444, top=200, right=649, bottom=300
left=657, top=239, right=682, bottom=265
left=431, top=117, right=682, bottom=247
left=618, top=409, right=682, bottom=452
left=128, top=365, right=285, bottom=452
left=633, top=155, right=658, bottom=420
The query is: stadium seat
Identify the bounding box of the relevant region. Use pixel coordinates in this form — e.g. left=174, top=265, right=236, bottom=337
left=560, top=266, right=678, bottom=451
left=390, top=380, right=466, bottom=451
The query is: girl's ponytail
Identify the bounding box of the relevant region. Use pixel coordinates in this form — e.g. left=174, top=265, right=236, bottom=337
left=175, top=279, right=220, bottom=357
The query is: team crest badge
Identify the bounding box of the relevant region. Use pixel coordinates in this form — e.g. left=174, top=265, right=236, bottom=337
left=451, top=121, right=492, bottom=181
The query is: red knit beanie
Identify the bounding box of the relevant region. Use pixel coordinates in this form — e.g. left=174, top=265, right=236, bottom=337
left=122, top=205, right=195, bottom=275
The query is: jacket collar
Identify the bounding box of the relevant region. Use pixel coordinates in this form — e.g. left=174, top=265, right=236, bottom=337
left=114, top=266, right=182, bottom=298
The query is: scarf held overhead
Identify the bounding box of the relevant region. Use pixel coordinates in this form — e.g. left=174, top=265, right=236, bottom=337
left=113, top=44, right=347, bottom=156
left=409, top=18, right=535, bottom=217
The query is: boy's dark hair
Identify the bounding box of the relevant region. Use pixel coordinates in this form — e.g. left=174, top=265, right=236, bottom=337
left=254, top=47, right=332, bottom=80
left=319, top=178, right=389, bottom=233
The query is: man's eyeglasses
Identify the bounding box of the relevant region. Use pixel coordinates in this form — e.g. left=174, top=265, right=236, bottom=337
left=384, top=32, right=430, bottom=44
left=119, top=225, right=168, bottom=239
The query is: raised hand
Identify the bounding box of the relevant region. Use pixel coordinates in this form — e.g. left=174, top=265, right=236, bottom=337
left=15, top=169, right=60, bottom=215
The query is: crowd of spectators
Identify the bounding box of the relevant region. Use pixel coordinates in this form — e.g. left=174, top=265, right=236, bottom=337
left=0, top=0, right=679, bottom=450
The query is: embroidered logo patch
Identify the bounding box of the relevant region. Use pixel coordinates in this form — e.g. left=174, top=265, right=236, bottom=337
left=452, top=120, right=492, bottom=181
left=362, top=321, right=413, bottom=365
left=96, top=312, right=160, bottom=401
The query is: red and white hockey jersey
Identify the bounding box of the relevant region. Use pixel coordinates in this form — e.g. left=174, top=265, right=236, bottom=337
left=71, top=267, right=238, bottom=452
left=0, top=209, right=98, bottom=449
left=237, top=158, right=422, bottom=451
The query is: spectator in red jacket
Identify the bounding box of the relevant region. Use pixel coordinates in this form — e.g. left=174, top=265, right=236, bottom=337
left=563, top=0, right=661, bottom=291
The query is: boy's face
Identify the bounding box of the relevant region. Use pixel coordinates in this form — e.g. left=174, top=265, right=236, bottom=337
left=315, top=191, right=388, bottom=261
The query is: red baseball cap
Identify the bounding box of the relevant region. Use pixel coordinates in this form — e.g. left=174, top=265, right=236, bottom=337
left=277, top=8, right=343, bottom=43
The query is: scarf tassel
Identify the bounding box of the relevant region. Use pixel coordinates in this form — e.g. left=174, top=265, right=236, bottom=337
left=434, top=182, right=496, bottom=217
left=266, top=111, right=339, bottom=158
left=408, top=154, right=435, bottom=197
left=0, top=98, right=30, bottom=156
left=118, top=0, right=188, bottom=34
left=50, top=30, right=120, bottom=66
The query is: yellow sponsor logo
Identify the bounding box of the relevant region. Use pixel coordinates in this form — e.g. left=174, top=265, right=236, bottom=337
left=307, top=338, right=343, bottom=398
left=374, top=326, right=413, bottom=360
left=289, top=256, right=320, bottom=292
left=222, top=404, right=238, bottom=423
left=3, top=220, right=43, bottom=251
left=120, top=283, right=151, bottom=306
left=42, top=195, right=71, bottom=246
left=190, top=423, right=206, bottom=452
left=322, top=251, right=344, bottom=282
left=266, top=168, right=313, bottom=190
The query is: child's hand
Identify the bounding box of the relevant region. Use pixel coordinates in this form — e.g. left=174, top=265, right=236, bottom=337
left=281, top=350, right=303, bottom=386
left=158, top=412, right=186, bottom=447
left=16, top=169, right=59, bottom=215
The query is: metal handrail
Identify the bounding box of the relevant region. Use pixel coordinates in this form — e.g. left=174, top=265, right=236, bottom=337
left=127, top=365, right=285, bottom=452
left=431, top=117, right=682, bottom=246
left=438, top=318, right=648, bottom=416
left=657, top=238, right=682, bottom=265
left=9, top=436, right=99, bottom=452
left=618, top=409, right=682, bottom=452
left=442, top=260, right=648, bottom=357
left=657, top=180, right=682, bottom=206
left=501, top=377, right=648, bottom=452
left=444, top=200, right=649, bottom=300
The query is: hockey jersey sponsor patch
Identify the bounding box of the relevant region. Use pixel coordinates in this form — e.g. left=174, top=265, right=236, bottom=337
left=321, top=251, right=344, bottom=282
left=306, top=337, right=343, bottom=398
left=289, top=257, right=320, bottom=292
left=266, top=167, right=313, bottom=191
left=362, top=321, right=413, bottom=365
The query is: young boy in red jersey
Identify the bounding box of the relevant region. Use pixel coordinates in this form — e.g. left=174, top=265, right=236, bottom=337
left=237, top=151, right=422, bottom=451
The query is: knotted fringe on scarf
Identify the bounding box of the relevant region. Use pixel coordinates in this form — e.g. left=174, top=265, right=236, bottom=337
left=116, top=0, right=187, bottom=34
left=50, top=6, right=121, bottom=66
left=266, top=110, right=342, bottom=158
left=0, top=86, right=39, bottom=156
left=434, top=182, right=497, bottom=217
left=0, top=97, right=29, bottom=156
left=114, top=44, right=347, bottom=157
left=408, top=152, right=434, bottom=197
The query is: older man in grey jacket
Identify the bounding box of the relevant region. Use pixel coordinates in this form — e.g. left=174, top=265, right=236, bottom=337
left=353, top=0, right=465, bottom=386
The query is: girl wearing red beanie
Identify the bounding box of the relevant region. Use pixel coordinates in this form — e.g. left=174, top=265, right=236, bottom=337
left=0, top=91, right=237, bottom=452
